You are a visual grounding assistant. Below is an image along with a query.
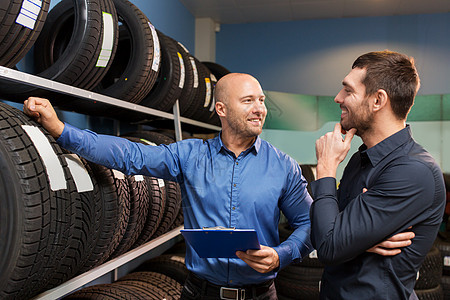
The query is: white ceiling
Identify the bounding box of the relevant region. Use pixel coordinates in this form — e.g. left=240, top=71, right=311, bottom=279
left=179, top=0, right=450, bottom=24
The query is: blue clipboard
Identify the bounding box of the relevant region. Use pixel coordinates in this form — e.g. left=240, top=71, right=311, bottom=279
left=180, top=227, right=260, bottom=258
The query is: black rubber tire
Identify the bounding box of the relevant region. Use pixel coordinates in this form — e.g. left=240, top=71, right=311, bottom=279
left=276, top=265, right=323, bottom=299
left=117, top=271, right=183, bottom=298
left=46, top=151, right=102, bottom=288
left=93, top=0, right=160, bottom=104
left=0, top=0, right=119, bottom=98
left=436, top=233, right=450, bottom=275
left=113, top=280, right=174, bottom=299
left=111, top=174, right=150, bottom=257
left=415, top=284, right=444, bottom=300
left=198, top=65, right=219, bottom=124
left=64, top=282, right=153, bottom=299
left=0, top=102, right=76, bottom=298
left=0, top=0, right=50, bottom=67
left=78, top=164, right=129, bottom=272
left=300, top=164, right=316, bottom=195
left=153, top=180, right=181, bottom=237
left=133, top=254, right=188, bottom=284
left=133, top=176, right=166, bottom=246
left=169, top=207, right=184, bottom=230
left=139, top=30, right=184, bottom=112
left=202, top=61, right=231, bottom=80
left=415, top=246, right=443, bottom=290
left=441, top=275, right=450, bottom=300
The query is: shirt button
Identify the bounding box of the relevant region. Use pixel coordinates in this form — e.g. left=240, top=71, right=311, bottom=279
left=229, top=280, right=233, bottom=283
left=236, top=162, right=239, bottom=165
left=233, top=183, right=236, bottom=187
left=232, top=207, right=236, bottom=210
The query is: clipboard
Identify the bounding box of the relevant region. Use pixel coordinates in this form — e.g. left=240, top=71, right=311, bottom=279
left=180, top=227, right=260, bottom=258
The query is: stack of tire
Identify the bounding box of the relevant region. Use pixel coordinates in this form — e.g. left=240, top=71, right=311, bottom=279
left=0, top=0, right=230, bottom=126
left=435, top=232, right=450, bottom=299
left=0, top=102, right=183, bottom=298
left=64, top=242, right=188, bottom=299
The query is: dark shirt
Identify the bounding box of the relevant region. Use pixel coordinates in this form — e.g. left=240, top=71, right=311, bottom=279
left=310, top=125, right=446, bottom=299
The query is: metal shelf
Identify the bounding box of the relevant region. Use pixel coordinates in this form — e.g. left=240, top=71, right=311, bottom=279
left=32, top=226, right=184, bottom=299
left=0, top=66, right=222, bottom=133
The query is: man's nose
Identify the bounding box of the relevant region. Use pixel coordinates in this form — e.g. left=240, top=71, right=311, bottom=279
left=334, top=90, right=344, bottom=104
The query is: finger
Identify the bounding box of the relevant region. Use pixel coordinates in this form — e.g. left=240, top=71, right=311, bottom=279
left=388, top=231, right=415, bottom=241
left=368, top=247, right=402, bottom=256
left=343, top=128, right=356, bottom=146
left=333, top=123, right=342, bottom=135
left=378, top=239, right=412, bottom=248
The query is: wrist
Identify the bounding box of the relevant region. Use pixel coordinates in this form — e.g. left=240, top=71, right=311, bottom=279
left=316, top=161, right=337, bottom=179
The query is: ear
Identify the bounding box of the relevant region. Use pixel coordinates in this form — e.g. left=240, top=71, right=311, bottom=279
left=373, top=89, right=388, bottom=112
left=216, top=101, right=226, bottom=117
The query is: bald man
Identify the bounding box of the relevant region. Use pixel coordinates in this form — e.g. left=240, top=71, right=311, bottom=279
left=24, top=73, right=313, bottom=300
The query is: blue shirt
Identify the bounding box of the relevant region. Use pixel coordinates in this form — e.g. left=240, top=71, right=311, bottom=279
left=310, top=125, right=446, bottom=299
left=57, top=123, right=313, bottom=286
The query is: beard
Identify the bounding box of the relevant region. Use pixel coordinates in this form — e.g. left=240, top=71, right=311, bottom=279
left=341, top=100, right=373, bottom=136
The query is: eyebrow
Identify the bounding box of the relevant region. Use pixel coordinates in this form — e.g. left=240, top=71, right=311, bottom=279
left=342, top=80, right=353, bottom=90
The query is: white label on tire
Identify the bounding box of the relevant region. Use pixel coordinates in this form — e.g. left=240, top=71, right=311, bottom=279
left=204, top=78, right=211, bottom=107
left=22, top=125, right=66, bottom=191
left=209, top=73, right=217, bottom=112
left=134, top=175, right=144, bottom=182
left=177, top=42, right=190, bottom=54
left=96, top=12, right=114, bottom=68
left=444, top=256, right=450, bottom=266
left=64, top=154, right=93, bottom=192
left=190, top=57, right=199, bottom=88
left=309, top=250, right=318, bottom=258
left=112, top=169, right=125, bottom=180
left=158, top=178, right=165, bottom=188
left=178, top=52, right=185, bottom=89
left=16, top=0, right=42, bottom=30
left=149, top=23, right=161, bottom=72
left=140, top=139, right=157, bottom=146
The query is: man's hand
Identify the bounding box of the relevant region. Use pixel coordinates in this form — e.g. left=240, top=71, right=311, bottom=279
left=236, top=245, right=279, bottom=273
left=367, top=230, right=415, bottom=256
left=315, top=123, right=356, bottom=179
left=23, top=97, right=65, bottom=138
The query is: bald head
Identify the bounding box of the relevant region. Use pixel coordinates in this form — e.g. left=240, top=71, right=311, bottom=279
left=214, top=73, right=260, bottom=105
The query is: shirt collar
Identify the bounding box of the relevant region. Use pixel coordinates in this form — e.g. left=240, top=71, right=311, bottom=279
left=360, top=125, right=412, bottom=167
left=213, top=131, right=261, bottom=156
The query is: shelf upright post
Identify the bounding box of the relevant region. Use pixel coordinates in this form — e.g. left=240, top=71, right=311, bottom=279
left=173, top=100, right=183, bottom=141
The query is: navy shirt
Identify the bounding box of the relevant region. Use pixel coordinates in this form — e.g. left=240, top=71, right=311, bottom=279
left=310, top=125, right=445, bottom=299
left=57, top=123, right=313, bottom=286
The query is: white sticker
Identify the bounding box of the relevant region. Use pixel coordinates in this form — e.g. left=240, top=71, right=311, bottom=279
left=177, top=42, right=190, bottom=54
left=309, top=250, right=318, bottom=259
left=158, top=178, right=165, bottom=188
left=149, top=22, right=161, bottom=72
left=416, top=271, right=420, bottom=280
left=190, top=57, right=199, bottom=88
left=204, top=78, right=211, bottom=107
left=444, top=256, right=450, bottom=266
left=64, top=154, right=94, bottom=192
left=177, top=52, right=185, bottom=89
left=112, top=169, right=125, bottom=180
left=134, top=175, right=144, bottom=182
left=140, top=139, right=157, bottom=146
left=170, top=255, right=185, bottom=263
left=22, top=125, right=66, bottom=191
left=96, top=12, right=114, bottom=68
left=16, top=0, right=42, bottom=30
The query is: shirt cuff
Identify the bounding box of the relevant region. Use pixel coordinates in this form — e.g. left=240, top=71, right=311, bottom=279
left=56, top=123, right=82, bottom=151
left=310, top=177, right=337, bottom=200
left=273, top=241, right=294, bottom=270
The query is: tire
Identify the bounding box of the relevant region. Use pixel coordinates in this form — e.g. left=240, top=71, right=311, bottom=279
left=415, top=284, right=444, bottom=300
left=0, top=0, right=50, bottom=67
left=442, top=275, right=450, bottom=300
left=65, top=282, right=152, bottom=299
left=133, top=254, right=188, bottom=285
left=111, top=174, right=150, bottom=257
left=78, top=165, right=129, bottom=272
left=117, top=271, right=183, bottom=297
left=0, top=102, right=76, bottom=298
left=93, top=0, right=160, bottom=104
left=139, top=30, right=184, bottom=112
left=415, top=246, right=443, bottom=290
left=0, top=0, right=119, bottom=98
left=202, top=61, right=231, bottom=80
left=435, top=233, right=450, bottom=275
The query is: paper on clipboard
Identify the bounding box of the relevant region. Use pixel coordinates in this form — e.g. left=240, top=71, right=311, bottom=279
left=180, top=227, right=260, bottom=258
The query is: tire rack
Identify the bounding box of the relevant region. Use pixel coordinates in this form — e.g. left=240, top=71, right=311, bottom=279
left=0, top=66, right=221, bottom=299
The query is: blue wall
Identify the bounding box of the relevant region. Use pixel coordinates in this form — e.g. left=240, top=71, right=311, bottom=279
left=216, top=13, right=450, bottom=97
